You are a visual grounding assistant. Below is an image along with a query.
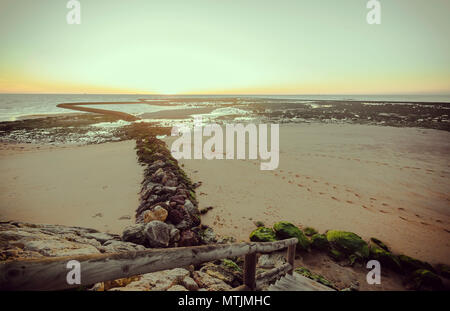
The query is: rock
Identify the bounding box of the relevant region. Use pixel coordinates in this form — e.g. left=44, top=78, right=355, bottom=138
left=326, top=230, right=369, bottom=259
left=370, top=237, right=390, bottom=252
left=85, top=232, right=120, bottom=244
left=104, top=276, right=140, bottom=290
left=102, top=240, right=146, bottom=253
left=181, top=276, right=199, bottom=291
left=169, top=226, right=181, bottom=244
left=273, top=221, right=310, bottom=251
left=197, top=227, right=217, bottom=244
left=144, top=221, right=171, bottom=248
left=179, top=230, right=199, bottom=247
left=200, top=262, right=242, bottom=287
left=249, top=227, right=277, bottom=242
left=303, top=227, right=318, bottom=236
left=143, top=206, right=168, bottom=223
left=199, top=206, right=214, bottom=215
left=328, top=248, right=345, bottom=261
left=192, top=271, right=233, bottom=291
left=311, top=233, right=329, bottom=251
left=258, top=254, right=275, bottom=269
left=122, top=224, right=146, bottom=245
left=294, top=267, right=336, bottom=289
left=398, top=255, right=434, bottom=273
left=436, top=264, right=450, bottom=279
left=369, top=244, right=402, bottom=273
left=119, top=268, right=191, bottom=291
left=23, top=239, right=101, bottom=257
left=168, top=206, right=185, bottom=225
left=409, top=269, right=443, bottom=291
left=167, top=285, right=188, bottom=291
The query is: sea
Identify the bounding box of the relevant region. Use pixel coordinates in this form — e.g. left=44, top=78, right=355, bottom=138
left=0, top=93, right=449, bottom=122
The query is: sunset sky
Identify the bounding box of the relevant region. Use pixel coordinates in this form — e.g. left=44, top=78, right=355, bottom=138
left=0, top=0, right=449, bottom=95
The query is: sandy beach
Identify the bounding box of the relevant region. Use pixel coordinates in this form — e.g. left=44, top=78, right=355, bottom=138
left=0, top=140, right=142, bottom=234
left=166, top=123, right=450, bottom=265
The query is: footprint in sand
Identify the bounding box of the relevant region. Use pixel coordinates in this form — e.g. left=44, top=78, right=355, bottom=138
left=297, top=184, right=304, bottom=187
left=295, top=174, right=300, bottom=178
left=331, top=196, right=339, bottom=201
left=346, top=200, right=354, bottom=204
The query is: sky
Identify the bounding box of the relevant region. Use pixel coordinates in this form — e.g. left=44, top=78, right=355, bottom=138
left=0, top=0, right=449, bottom=95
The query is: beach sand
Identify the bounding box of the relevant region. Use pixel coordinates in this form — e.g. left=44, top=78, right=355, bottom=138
left=166, top=123, right=450, bottom=265
left=0, top=140, right=142, bottom=234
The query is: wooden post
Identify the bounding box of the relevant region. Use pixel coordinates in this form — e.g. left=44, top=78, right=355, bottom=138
left=243, top=253, right=257, bottom=290
left=286, top=243, right=296, bottom=275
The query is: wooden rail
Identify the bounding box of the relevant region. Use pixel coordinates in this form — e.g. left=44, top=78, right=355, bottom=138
left=0, top=238, right=297, bottom=291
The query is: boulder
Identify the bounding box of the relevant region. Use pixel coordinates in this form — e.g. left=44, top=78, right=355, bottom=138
left=249, top=227, right=277, bottom=242
left=167, top=285, right=188, bottom=291
left=192, top=271, right=232, bottom=291
left=294, top=267, right=336, bottom=289
left=102, top=240, right=146, bottom=253
left=144, top=221, right=171, bottom=248
left=311, top=233, right=329, bottom=251
left=369, top=244, right=402, bottom=273
left=303, top=227, right=318, bottom=236
left=178, top=230, right=199, bottom=247
left=369, top=237, right=390, bottom=252
left=273, top=222, right=310, bottom=250
left=398, top=255, right=434, bottom=273
left=181, top=276, right=199, bottom=291
left=326, top=230, right=369, bottom=259
left=142, top=206, right=168, bottom=223
left=122, top=224, right=146, bottom=245
left=409, top=269, right=443, bottom=291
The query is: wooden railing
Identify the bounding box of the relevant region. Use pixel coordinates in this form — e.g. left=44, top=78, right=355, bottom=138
left=0, top=238, right=297, bottom=291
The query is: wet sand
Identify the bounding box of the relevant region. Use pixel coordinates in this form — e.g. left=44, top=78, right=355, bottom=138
left=166, top=123, right=450, bottom=264
left=0, top=140, right=142, bottom=234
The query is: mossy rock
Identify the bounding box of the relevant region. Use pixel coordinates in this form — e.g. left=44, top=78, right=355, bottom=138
left=221, top=259, right=242, bottom=272
left=328, top=248, right=345, bottom=261
left=294, top=267, right=336, bottom=289
left=326, top=230, right=369, bottom=259
left=249, top=227, right=277, bottom=242
left=273, top=221, right=311, bottom=251
left=303, top=227, right=318, bottom=236
left=398, top=255, right=434, bottom=273
left=370, top=237, right=390, bottom=252
left=436, top=264, right=450, bottom=279
left=311, top=233, right=329, bottom=251
left=410, top=269, right=443, bottom=291
left=369, top=244, right=402, bottom=273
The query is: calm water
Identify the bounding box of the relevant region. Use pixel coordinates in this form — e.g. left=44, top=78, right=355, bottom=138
left=0, top=93, right=449, bottom=122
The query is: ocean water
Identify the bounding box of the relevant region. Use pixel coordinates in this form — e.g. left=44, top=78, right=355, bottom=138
left=0, top=93, right=449, bottom=122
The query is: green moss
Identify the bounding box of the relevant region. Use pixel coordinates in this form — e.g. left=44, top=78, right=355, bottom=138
left=311, top=233, right=329, bottom=251
left=273, top=221, right=311, bottom=251
left=369, top=244, right=402, bottom=273
left=370, top=237, right=390, bottom=252
left=294, top=267, right=336, bottom=289
left=326, top=230, right=369, bottom=259
left=398, top=255, right=434, bottom=273
left=221, top=259, right=242, bottom=272
left=328, top=249, right=345, bottom=261
left=411, top=269, right=443, bottom=290
left=249, top=227, right=277, bottom=242
left=436, top=264, right=450, bottom=279
left=303, top=227, right=318, bottom=236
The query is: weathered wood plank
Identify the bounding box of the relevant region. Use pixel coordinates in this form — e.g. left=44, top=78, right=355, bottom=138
left=255, top=263, right=291, bottom=290
left=0, top=238, right=297, bottom=291
left=266, top=272, right=336, bottom=291
left=286, top=244, right=296, bottom=275
left=243, top=253, right=257, bottom=290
